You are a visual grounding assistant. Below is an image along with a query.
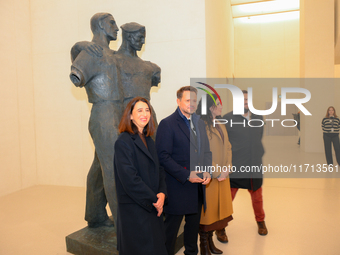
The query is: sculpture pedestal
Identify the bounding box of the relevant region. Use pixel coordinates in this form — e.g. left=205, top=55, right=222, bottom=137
left=66, top=220, right=184, bottom=255
left=66, top=226, right=118, bottom=255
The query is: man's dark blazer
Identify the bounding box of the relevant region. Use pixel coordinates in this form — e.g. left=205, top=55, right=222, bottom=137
left=223, top=111, right=265, bottom=191
left=156, top=109, right=212, bottom=215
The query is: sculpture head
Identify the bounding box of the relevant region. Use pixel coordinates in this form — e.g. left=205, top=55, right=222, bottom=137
left=90, top=13, right=119, bottom=41
left=121, top=22, right=146, bottom=51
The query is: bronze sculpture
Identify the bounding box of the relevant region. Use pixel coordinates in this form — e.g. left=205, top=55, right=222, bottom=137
left=70, top=13, right=122, bottom=228
left=115, top=22, right=160, bottom=128
left=69, top=14, right=161, bottom=231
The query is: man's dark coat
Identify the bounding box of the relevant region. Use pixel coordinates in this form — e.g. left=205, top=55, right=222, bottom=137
left=223, top=112, right=265, bottom=191
left=156, top=109, right=212, bottom=215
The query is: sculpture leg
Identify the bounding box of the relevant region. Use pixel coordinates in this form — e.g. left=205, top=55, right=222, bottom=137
left=88, top=101, right=122, bottom=228
left=85, top=151, right=109, bottom=224
left=95, top=145, right=118, bottom=226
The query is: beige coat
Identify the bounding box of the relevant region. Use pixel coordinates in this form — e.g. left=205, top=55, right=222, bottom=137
left=200, top=124, right=233, bottom=225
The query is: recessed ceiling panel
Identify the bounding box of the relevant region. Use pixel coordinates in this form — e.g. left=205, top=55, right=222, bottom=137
left=232, top=0, right=299, bottom=18
left=231, top=0, right=273, bottom=5
left=234, top=11, right=299, bottom=24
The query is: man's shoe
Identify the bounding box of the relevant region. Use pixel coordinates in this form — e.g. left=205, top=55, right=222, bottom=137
left=215, top=229, right=228, bottom=243
left=257, top=221, right=268, bottom=236
left=88, top=218, right=114, bottom=228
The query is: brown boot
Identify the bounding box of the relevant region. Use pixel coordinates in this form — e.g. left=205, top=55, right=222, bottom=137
left=208, top=231, right=223, bottom=254
left=257, top=221, right=268, bottom=236
left=215, top=228, right=228, bottom=243
left=199, top=229, right=211, bottom=255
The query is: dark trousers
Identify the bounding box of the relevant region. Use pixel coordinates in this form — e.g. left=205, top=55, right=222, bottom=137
left=323, top=133, right=340, bottom=165
left=164, top=194, right=203, bottom=255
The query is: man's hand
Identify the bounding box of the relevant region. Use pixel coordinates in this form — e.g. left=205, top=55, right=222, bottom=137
left=201, top=172, right=211, bottom=185
left=153, top=193, right=165, bottom=217
left=188, top=171, right=204, bottom=183
left=188, top=171, right=211, bottom=185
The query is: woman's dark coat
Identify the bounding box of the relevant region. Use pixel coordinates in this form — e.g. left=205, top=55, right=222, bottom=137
left=114, top=132, right=167, bottom=255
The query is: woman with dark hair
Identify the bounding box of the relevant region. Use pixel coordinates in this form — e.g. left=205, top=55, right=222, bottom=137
left=114, top=97, right=167, bottom=255
left=322, top=106, right=340, bottom=166
left=196, top=94, right=233, bottom=255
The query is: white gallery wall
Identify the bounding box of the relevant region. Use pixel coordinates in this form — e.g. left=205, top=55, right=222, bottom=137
left=1, top=0, right=208, bottom=196
left=205, top=0, right=235, bottom=117
left=234, top=15, right=300, bottom=78
left=0, top=0, right=37, bottom=196
left=300, top=0, right=338, bottom=153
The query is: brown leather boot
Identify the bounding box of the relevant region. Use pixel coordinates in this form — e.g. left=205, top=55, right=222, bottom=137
left=215, top=228, right=228, bottom=243
left=257, top=221, right=268, bottom=236
left=199, top=229, right=211, bottom=255
left=208, top=231, right=223, bottom=254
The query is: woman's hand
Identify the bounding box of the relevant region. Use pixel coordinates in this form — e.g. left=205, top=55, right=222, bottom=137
left=153, top=193, right=166, bottom=217
left=217, top=171, right=229, bottom=182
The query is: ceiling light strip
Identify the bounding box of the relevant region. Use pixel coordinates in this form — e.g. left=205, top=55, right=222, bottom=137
left=231, top=0, right=274, bottom=7
left=233, top=9, right=299, bottom=19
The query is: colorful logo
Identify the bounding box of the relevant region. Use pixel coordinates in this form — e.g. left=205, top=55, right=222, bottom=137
left=196, top=82, right=222, bottom=106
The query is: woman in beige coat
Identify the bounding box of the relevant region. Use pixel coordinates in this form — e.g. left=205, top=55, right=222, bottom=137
left=196, top=94, right=233, bottom=255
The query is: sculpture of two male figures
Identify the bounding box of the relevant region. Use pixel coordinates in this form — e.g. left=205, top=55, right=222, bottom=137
left=70, top=12, right=161, bottom=230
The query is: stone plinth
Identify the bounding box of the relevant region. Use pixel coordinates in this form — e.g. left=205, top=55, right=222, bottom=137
left=66, top=226, right=118, bottom=255
left=66, top=220, right=184, bottom=255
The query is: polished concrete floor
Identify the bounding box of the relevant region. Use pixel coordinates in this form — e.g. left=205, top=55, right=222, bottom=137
left=1, top=136, right=340, bottom=255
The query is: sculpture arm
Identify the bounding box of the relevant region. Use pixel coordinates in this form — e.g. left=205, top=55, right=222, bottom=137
left=70, top=41, right=103, bottom=62
left=70, top=66, right=85, bottom=87
left=151, top=63, right=161, bottom=87
left=69, top=51, right=94, bottom=87
left=152, top=71, right=161, bottom=87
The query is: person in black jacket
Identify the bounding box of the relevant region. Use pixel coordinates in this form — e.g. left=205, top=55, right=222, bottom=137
left=114, top=97, right=167, bottom=255
left=223, top=90, right=268, bottom=236
left=321, top=106, right=340, bottom=165
left=156, top=86, right=212, bottom=255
